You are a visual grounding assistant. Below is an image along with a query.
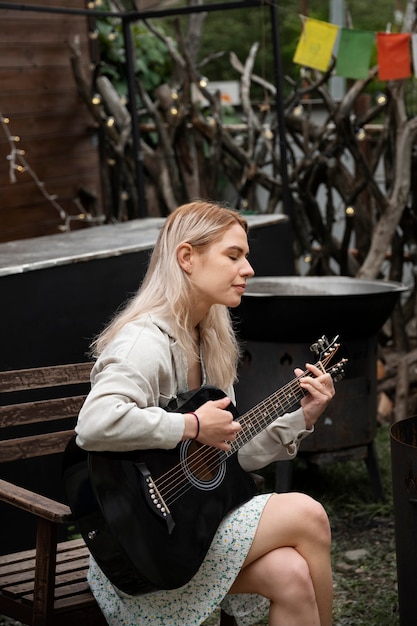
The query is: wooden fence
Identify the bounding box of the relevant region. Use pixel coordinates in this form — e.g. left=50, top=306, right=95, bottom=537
left=0, top=0, right=102, bottom=243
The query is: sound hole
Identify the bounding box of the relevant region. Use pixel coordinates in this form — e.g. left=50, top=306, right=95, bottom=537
left=187, top=441, right=219, bottom=481
left=180, top=440, right=226, bottom=491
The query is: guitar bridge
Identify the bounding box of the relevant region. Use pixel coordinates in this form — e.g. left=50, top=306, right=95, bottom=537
left=135, top=462, right=175, bottom=534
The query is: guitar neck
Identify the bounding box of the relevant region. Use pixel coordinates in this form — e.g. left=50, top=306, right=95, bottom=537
left=229, top=374, right=306, bottom=455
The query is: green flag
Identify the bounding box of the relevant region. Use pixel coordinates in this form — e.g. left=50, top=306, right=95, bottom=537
left=336, top=28, right=375, bottom=79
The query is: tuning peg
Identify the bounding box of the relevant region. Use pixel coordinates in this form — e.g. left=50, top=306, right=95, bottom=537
left=310, top=335, right=330, bottom=355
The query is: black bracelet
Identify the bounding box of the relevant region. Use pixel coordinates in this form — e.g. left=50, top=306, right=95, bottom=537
left=188, top=411, right=200, bottom=440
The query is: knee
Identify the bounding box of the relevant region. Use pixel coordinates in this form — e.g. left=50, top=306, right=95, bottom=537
left=284, top=550, right=316, bottom=602
left=264, top=549, right=316, bottom=606
left=288, top=493, right=332, bottom=548
left=307, top=495, right=331, bottom=536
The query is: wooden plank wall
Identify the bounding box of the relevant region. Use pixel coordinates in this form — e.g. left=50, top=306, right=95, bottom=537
left=0, top=0, right=102, bottom=243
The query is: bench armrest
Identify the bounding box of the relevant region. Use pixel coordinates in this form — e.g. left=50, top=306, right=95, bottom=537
left=0, top=478, right=72, bottom=524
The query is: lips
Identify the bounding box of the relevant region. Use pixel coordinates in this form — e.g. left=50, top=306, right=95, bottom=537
left=233, top=284, right=246, bottom=294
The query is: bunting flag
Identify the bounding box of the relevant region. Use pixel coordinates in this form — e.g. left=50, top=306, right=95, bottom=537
left=335, top=29, right=375, bottom=80
left=293, top=17, right=339, bottom=72
left=376, top=32, right=411, bottom=80
left=292, top=14, right=417, bottom=83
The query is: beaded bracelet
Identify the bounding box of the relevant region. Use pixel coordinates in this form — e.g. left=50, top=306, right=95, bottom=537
left=188, top=411, right=200, bottom=440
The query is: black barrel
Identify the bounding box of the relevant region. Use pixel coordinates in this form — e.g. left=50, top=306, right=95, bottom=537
left=391, top=416, right=417, bottom=626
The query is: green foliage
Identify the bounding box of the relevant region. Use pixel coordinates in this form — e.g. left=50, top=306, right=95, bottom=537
left=96, top=4, right=175, bottom=95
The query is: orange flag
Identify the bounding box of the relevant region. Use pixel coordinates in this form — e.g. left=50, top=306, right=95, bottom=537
left=377, top=32, right=411, bottom=81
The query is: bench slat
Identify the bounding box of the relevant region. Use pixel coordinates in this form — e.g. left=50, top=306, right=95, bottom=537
left=0, top=538, right=85, bottom=568
left=0, top=362, right=92, bottom=393
left=0, top=395, right=86, bottom=429
left=0, top=430, right=75, bottom=463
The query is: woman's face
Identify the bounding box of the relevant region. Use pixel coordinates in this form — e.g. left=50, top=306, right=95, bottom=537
left=184, top=222, right=255, bottom=319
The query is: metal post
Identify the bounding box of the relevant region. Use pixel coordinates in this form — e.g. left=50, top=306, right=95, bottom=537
left=269, top=1, right=293, bottom=222
left=121, top=16, right=147, bottom=218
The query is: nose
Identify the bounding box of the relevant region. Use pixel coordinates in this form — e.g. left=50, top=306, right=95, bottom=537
left=241, top=258, right=255, bottom=277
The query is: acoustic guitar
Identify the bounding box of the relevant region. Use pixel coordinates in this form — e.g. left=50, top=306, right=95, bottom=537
left=63, top=335, right=346, bottom=596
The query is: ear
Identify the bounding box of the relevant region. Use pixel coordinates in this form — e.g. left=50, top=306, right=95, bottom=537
left=177, top=242, right=193, bottom=274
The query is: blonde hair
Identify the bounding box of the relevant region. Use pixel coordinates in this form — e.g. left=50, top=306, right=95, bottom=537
left=91, top=201, right=249, bottom=388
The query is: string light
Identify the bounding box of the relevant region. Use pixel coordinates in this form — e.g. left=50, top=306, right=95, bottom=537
left=345, top=206, right=355, bottom=216
left=91, top=93, right=102, bottom=105
left=170, top=106, right=179, bottom=116
left=0, top=109, right=104, bottom=231
left=199, top=76, right=209, bottom=88
left=293, top=104, right=304, bottom=117
left=376, top=92, right=387, bottom=106
left=106, top=116, right=116, bottom=127
left=356, top=128, right=366, bottom=141
left=89, top=29, right=99, bottom=40
left=108, top=29, right=117, bottom=42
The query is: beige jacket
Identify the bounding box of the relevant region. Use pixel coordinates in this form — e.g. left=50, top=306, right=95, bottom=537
left=75, top=314, right=313, bottom=472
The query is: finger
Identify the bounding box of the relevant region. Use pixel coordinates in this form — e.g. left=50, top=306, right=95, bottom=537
left=213, top=396, right=231, bottom=409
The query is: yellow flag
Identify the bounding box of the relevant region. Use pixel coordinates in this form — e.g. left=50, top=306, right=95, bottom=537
left=293, top=17, right=339, bottom=72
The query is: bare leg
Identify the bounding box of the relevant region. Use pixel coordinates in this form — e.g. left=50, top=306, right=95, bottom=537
left=229, top=546, right=320, bottom=626
left=229, top=493, right=333, bottom=626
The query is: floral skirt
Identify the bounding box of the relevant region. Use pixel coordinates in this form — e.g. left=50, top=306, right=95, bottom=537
left=88, top=493, right=272, bottom=626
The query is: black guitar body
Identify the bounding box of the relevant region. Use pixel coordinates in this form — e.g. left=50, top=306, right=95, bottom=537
left=63, top=385, right=257, bottom=596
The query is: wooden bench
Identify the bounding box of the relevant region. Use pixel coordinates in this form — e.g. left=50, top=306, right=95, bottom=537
left=0, top=362, right=236, bottom=626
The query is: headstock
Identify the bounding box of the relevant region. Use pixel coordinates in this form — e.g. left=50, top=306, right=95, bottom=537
left=309, top=335, right=348, bottom=383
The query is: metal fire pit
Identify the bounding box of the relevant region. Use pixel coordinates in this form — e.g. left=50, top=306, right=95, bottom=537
left=234, top=276, right=407, bottom=497
left=391, top=417, right=417, bottom=626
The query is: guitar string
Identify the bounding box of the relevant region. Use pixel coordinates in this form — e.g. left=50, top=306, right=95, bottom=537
left=156, top=371, right=307, bottom=497
left=155, top=351, right=339, bottom=505
left=155, top=351, right=339, bottom=504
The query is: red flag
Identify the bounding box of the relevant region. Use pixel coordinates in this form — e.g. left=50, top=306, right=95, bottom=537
left=377, top=32, right=411, bottom=81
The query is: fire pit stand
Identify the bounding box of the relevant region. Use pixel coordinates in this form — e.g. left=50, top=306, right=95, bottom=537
left=234, top=276, right=407, bottom=498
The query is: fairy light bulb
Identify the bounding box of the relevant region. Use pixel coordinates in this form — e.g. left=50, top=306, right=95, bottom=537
left=356, top=128, right=366, bottom=142
left=91, top=93, right=102, bottom=105
left=345, top=206, right=355, bottom=216
left=376, top=93, right=387, bottom=106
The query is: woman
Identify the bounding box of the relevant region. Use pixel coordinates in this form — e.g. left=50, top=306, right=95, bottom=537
left=75, top=200, right=335, bottom=626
